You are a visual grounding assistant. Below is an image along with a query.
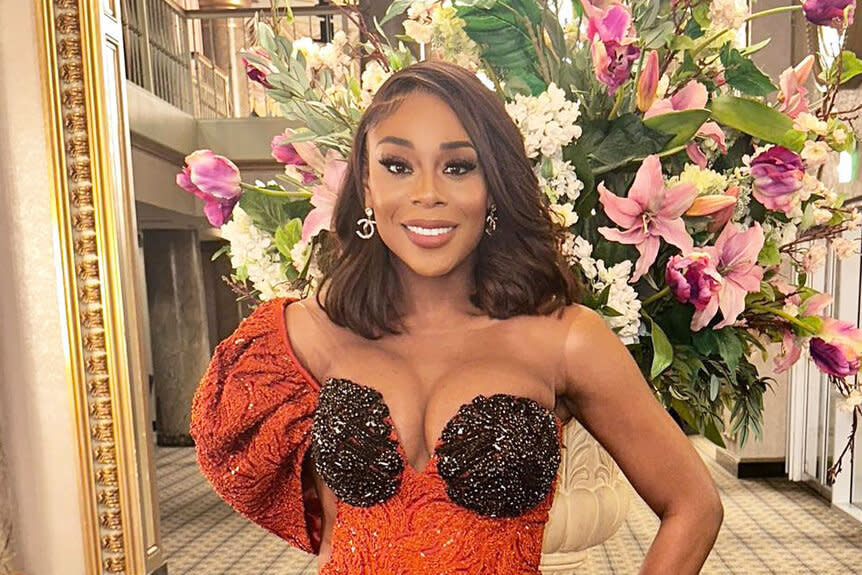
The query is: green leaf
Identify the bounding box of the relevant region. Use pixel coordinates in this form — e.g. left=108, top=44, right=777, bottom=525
left=758, top=240, right=781, bottom=267
left=715, top=328, right=743, bottom=373
left=274, top=218, right=303, bottom=258
left=719, top=44, right=777, bottom=97
left=739, top=38, right=771, bottom=57
left=692, top=329, right=719, bottom=356
left=642, top=109, right=711, bottom=150
left=826, top=50, right=862, bottom=85
left=641, top=20, right=676, bottom=50
left=643, top=312, right=674, bottom=380
left=709, top=95, right=805, bottom=151
left=381, top=0, right=412, bottom=25
left=709, top=374, right=721, bottom=402
left=456, top=0, right=546, bottom=95
left=589, top=114, right=672, bottom=172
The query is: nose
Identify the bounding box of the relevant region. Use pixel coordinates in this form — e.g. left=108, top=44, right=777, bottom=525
left=410, top=169, right=445, bottom=206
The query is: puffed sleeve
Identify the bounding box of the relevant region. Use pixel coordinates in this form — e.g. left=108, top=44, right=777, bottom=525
left=189, top=296, right=322, bottom=554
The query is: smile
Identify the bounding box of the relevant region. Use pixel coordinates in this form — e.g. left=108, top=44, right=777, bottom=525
left=402, top=224, right=457, bottom=248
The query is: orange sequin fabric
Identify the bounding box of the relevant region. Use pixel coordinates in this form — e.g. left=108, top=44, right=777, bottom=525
left=191, top=296, right=563, bottom=574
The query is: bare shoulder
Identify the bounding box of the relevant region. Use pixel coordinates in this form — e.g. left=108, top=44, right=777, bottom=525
left=283, top=295, right=334, bottom=379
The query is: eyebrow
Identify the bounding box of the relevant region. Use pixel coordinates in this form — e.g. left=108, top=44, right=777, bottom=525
left=377, top=136, right=475, bottom=151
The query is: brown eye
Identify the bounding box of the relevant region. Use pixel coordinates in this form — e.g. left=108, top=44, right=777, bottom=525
left=379, top=156, right=411, bottom=175
left=445, top=160, right=477, bottom=176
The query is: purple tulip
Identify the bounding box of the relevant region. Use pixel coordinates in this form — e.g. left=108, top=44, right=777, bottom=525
left=802, top=0, right=855, bottom=28
left=176, top=149, right=242, bottom=227
left=241, top=48, right=275, bottom=88
left=810, top=337, right=860, bottom=377
left=749, top=146, right=805, bottom=214
left=666, top=252, right=722, bottom=310
left=270, top=132, right=316, bottom=184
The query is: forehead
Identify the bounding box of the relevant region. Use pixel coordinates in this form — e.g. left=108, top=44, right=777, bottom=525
left=368, top=91, right=472, bottom=145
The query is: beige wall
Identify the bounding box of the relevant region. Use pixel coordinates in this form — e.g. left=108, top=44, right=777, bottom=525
left=0, top=2, right=88, bottom=575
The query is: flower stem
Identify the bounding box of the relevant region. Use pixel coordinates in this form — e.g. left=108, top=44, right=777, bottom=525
left=744, top=4, right=802, bottom=23
left=749, top=304, right=819, bottom=334
left=240, top=182, right=313, bottom=198
left=643, top=286, right=671, bottom=306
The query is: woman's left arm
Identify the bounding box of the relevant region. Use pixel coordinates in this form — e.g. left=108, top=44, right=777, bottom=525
left=559, top=305, right=723, bottom=575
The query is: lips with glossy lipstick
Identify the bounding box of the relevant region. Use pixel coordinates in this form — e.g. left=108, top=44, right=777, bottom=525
left=401, top=219, right=457, bottom=248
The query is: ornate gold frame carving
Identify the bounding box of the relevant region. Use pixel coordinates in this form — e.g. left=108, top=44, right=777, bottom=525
left=38, top=0, right=162, bottom=573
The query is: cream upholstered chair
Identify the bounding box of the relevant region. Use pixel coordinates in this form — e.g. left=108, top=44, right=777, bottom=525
left=540, top=419, right=632, bottom=573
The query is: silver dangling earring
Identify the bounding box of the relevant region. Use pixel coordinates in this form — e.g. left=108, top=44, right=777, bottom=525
left=356, top=206, right=377, bottom=239
left=484, top=203, right=498, bottom=236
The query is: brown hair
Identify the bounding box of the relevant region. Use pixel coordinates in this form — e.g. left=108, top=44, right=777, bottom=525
left=316, top=60, right=581, bottom=339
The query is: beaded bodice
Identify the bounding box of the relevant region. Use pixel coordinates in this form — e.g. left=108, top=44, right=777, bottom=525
left=311, top=377, right=562, bottom=517
left=190, top=296, right=565, bottom=575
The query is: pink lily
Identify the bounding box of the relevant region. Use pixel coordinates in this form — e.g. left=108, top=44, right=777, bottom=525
left=645, top=80, right=727, bottom=168
left=301, top=151, right=348, bottom=242
left=690, top=221, right=765, bottom=330
left=778, top=55, right=815, bottom=119
left=597, top=155, right=697, bottom=282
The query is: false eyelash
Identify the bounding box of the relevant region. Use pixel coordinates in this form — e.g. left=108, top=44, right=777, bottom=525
left=378, top=156, right=477, bottom=176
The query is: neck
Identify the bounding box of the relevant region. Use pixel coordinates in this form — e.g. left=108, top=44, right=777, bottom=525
left=394, top=253, right=484, bottom=333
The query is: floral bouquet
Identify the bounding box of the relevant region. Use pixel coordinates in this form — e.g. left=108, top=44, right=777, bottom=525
left=176, top=0, right=862, bottom=482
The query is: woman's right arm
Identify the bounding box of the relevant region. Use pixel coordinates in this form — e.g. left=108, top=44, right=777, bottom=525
left=190, top=297, right=323, bottom=554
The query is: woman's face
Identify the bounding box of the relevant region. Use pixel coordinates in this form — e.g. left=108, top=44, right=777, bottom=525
left=364, top=91, right=488, bottom=278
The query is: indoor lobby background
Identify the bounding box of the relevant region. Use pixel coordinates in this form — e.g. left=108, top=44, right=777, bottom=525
left=1, top=1, right=861, bottom=574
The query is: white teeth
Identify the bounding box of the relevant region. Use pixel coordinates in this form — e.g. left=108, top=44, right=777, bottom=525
left=405, top=225, right=455, bottom=236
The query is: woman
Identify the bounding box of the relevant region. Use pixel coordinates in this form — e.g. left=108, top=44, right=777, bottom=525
left=190, top=60, right=723, bottom=574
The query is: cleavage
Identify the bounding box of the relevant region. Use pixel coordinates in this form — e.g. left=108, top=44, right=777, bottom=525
left=320, top=376, right=557, bottom=476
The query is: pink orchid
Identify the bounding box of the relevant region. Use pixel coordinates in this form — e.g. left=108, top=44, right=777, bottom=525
left=778, top=55, right=815, bottom=119
left=175, top=149, right=242, bottom=227
left=582, top=0, right=640, bottom=94
left=645, top=80, right=727, bottom=168
left=597, top=155, right=697, bottom=282
left=300, top=151, right=348, bottom=242
left=690, top=222, right=765, bottom=331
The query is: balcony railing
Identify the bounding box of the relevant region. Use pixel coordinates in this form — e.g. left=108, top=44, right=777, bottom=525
left=120, top=0, right=358, bottom=118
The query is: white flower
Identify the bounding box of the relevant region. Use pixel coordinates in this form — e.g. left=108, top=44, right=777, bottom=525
left=407, top=0, right=435, bottom=20
left=833, top=125, right=849, bottom=146
left=802, top=243, right=828, bottom=272
left=831, top=237, right=858, bottom=259
left=838, top=387, right=862, bottom=413
left=404, top=20, right=434, bottom=43
left=674, top=164, right=728, bottom=196
left=550, top=203, right=578, bottom=228
left=536, top=157, right=584, bottom=203
left=289, top=238, right=312, bottom=273
left=708, top=0, right=750, bottom=31
left=220, top=205, right=293, bottom=300
left=846, top=208, right=862, bottom=231
left=801, top=140, right=831, bottom=167
left=562, top=233, right=642, bottom=343
left=505, top=83, right=582, bottom=158
left=793, top=112, right=829, bottom=136
left=812, top=207, right=833, bottom=225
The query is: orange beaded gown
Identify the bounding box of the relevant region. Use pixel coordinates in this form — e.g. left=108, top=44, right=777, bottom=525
left=190, top=296, right=564, bottom=574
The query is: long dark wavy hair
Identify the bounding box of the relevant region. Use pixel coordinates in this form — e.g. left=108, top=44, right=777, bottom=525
left=315, top=60, right=582, bottom=339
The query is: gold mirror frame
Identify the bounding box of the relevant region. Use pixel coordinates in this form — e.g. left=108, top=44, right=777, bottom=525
left=39, top=0, right=163, bottom=573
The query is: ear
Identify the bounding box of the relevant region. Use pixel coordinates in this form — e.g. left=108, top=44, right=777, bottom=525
left=364, top=184, right=372, bottom=209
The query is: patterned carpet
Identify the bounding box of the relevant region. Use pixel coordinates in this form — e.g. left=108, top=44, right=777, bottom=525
left=156, top=436, right=862, bottom=574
